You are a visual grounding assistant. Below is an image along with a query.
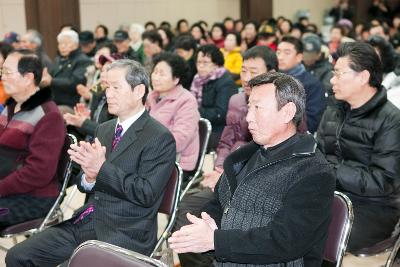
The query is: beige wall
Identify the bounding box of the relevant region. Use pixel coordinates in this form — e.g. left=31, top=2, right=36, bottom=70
left=79, top=0, right=240, bottom=33
left=273, top=0, right=332, bottom=28
left=0, top=0, right=25, bottom=37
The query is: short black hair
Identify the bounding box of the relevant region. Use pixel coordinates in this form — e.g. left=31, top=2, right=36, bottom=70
left=174, top=34, right=197, bottom=51
left=243, top=46, right=278, bottom=71
left=337, top=41, right=382, bottom=88
left=367, top=35, right=396, bottom=73
left=280, top=36, right=303, bottom=53
left=211, top=23, right=227, bottom=38
left=226, top=32, right=241, bottom=46
left=152, top=52, right=188, bottom=86
left=195, top=44, right=224, bottom=66
left=245, top=20, right=260, bottom=31
left=176, top=19, right=189, bottom=32
left=248, top=72, right=305, bottom=127
left=145, top=21, right=157, bottom=29
left=224, top=17, right=234, bottom=23
left=159, top=21, right=172, bottom=30
left=0, top=42, right=13, bottom=60
left=158, top=28, right=175, bottom=45
left=97, top=42, right=118, bottom=54
left=12, top=49, right=43, bottom=86
left=190, top=23, right=206, bottom=39
left=142, top=31, right=163, bottom=48
left=95, top=24, right=108, bottom=36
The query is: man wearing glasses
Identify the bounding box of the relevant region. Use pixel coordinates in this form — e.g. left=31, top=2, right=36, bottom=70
left=317, top=41, right=400, bottom=252
left=0, top=50, right=66, bottom=228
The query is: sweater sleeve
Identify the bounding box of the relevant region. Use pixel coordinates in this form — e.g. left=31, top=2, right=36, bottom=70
left=0, top=111, right=66, bottom=196
left=213, top=169, right=335, bottom=264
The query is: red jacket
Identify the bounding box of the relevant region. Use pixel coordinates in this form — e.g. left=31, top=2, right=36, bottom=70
left=0, top=88, right=66, bottom=197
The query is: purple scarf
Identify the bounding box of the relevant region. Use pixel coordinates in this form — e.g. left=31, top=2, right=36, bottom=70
left=190, top=67, right=226, bottom=105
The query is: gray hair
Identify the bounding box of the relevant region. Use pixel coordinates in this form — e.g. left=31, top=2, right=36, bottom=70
left=248, top=72, right=306, bottom=127
left=129, top=23, right=145, bottom=35
left=107, top=59, right=150, bottom=104
left=26, top=29, right=43, bottom=47
left=57, top=30, right=79, bottom=44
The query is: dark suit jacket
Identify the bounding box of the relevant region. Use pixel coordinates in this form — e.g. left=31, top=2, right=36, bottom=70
left=76, top=111, right=176, bottom=255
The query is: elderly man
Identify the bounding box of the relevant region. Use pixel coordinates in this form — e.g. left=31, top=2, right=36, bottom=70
left=169, top=72, right=335, bottom=267
left=19, top=29, right=52, bottom=69
left=40, top=30, right=92, bottom=112
left=0, top=50, right=66, bottom=228
left=317, top=41, right=400, bottom=252
left=6, top=59, right=176, bottom=266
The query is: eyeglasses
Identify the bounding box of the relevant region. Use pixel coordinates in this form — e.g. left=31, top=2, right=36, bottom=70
left=0, top=68, right=19, bottom=77
left=331, top=70, right=355, bottom=79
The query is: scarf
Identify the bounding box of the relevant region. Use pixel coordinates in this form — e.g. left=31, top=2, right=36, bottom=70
left=282, top=63, right=306, bottom=77
left=191, top=67, right=226, bottom=105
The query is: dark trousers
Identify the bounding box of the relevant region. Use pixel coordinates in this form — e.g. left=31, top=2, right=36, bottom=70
left=174, top=188, right=215, bottom=267
left=347, top=200, right=399, bottom=252
left=0, top=195, right=55, bottom=228
left=6, top=215, right=97, bottom=267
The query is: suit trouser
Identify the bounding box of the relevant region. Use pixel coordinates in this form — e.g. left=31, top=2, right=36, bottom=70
left=6, top=215, right=96, bottom=267
left=174, top=188, right=215, bottom=267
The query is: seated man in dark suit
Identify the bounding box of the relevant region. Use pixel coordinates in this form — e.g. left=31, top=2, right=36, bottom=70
left=6, top=59, right=177, bottom=267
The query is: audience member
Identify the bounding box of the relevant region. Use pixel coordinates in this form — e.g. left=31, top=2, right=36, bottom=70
left=6, top=59, right=176, bottom=266
left=277, top=36, right=326, bottom=133
left=190, top=23, right=207, bottom=46
left=129, top=23, right=145, bottom=64
left=174, top=34, right=198, bottom=89
left=302, top=34, right=333, bottom=99
left=0, top=50, right=66, bottom=228
left=191, top=44, right=237, bottom=150
left=41, top=30, right=93, bottom=112
left=94, top=24, right=111, bottom=47
left=142, top=31, right=163, bottom=74
left=176, top=19, right=190, bottom=35
left=0, top=42, right=13, bottom=104
left=317, top=41, right=400, bottom=252
left=209, top=23, right=226, bottom=49
left=113, top=30, right=138, bottom=61
left=79, top=31, right=97, bottom=58
left=175, top=46, right=278, bottom=267
left=147, top=52, right=200, bottom=175
left=169, top=72, right=335, bottom=267
left=20, top=29, right=52, bottom=69
left=221, top=32, right=243, bottom=83
left=3, top=32, right=20, bottom=50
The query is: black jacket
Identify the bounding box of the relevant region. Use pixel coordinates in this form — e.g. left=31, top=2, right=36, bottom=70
left=203, top=134, right=335, bottom=266
left=305, top=56, right=333, bottom=98
left=199, top=72, right=237, bottom=134
left=317, top=88, right=400, bottom=208
left=50, top=49, right=93, bottom=107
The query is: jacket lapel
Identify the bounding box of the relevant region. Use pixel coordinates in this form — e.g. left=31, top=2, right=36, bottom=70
left=108, top=112, right=148, bottom=162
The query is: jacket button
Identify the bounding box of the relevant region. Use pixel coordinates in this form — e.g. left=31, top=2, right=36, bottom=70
left=94, top=196, right=99, bottom=200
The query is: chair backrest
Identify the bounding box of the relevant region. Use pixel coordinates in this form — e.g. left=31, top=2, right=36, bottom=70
left=158, top=162, right=182, bottom=216
left=323, top=191, right=354, bottom=267
left=180, top=118, right=211, bottom=199
left=151, top=162, right=182, bottom=257
left=39, top=133, right=77, bottom=230
left=68, top=240, right=167, bottom=267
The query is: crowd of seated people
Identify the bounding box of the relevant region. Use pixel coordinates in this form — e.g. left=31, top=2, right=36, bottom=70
left=1, top=6, right=400, bottom=266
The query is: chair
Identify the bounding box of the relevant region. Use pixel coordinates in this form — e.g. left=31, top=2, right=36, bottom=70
left=353, top=219, right=400, bottom=267
left=68, top=240, right=167, bottom=267
left=0, top=134, right=77, bottom=251
left=323, top=191, right=354, bottom=267
left=180, top=118, right=211, bottom=200
left=151, top=162, right=183, bottom=257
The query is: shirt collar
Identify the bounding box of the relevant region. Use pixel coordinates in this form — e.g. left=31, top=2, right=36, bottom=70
left=116, top=108, right=145, bottom=136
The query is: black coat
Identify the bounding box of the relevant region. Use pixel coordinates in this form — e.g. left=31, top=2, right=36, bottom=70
left=203, top=134, right=335, bottom=266
left=199, top=72, right=237, bottom=134
left=317, top=88, right=400, bottom=208
left=50, top=49, right=93, bottom=107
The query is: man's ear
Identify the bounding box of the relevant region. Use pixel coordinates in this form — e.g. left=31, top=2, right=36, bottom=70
left=23, top=72, right=35, bottom=86
left=281, top=102, right=297, bottom=124
left=133, top=84, right=146, bottom=100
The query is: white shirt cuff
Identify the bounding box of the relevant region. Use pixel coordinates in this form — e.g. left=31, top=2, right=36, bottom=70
left=81, top=173, right=96, bottom=190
